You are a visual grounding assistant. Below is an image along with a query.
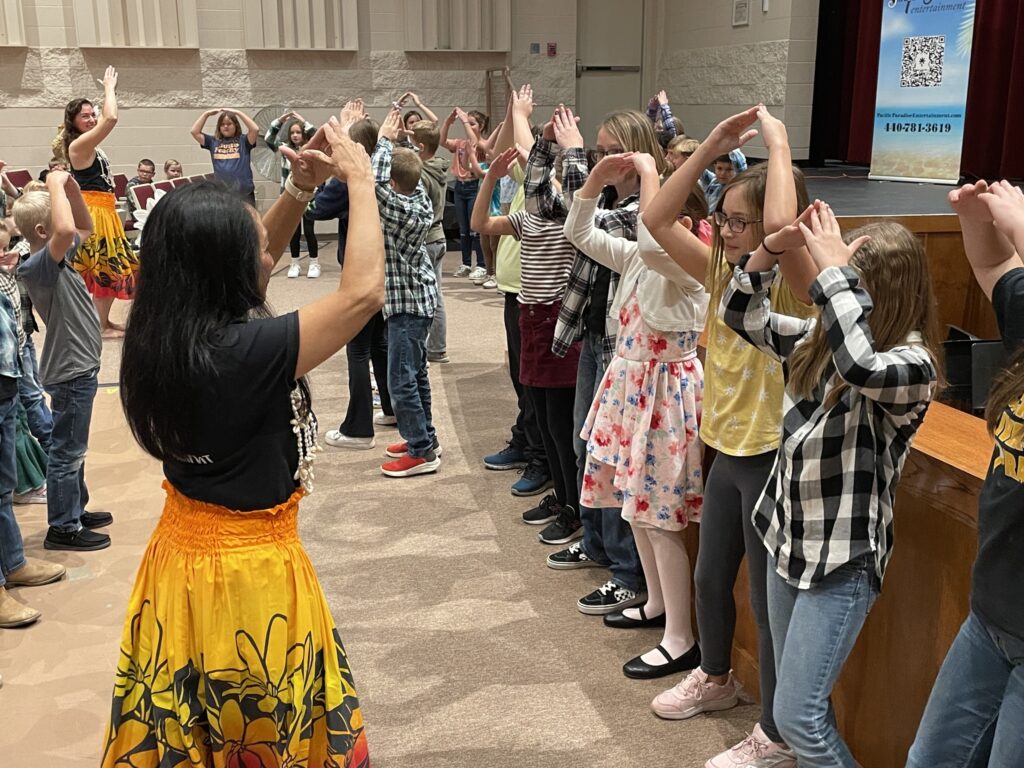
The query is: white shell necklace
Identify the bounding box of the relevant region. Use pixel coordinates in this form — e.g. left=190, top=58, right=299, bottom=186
left=290, top=388, right=320, bottom=493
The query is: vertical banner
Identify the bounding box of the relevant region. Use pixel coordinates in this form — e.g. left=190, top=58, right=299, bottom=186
left=869, top=1, right=975, bottom=184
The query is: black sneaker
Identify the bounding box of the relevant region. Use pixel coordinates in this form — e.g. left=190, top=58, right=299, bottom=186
left=44, top=527, right=111, bottom=551
left=538, top=505, right=582, bottom=545
left=522, top=493, right=559, bottom=525
left=577, top=580, right=645, bottom=615
left=547, top=541, right=608, bottom=570
left=81, top=510, right=113, bottom=528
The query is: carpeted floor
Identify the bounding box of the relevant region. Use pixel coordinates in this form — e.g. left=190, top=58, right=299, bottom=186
left=0, top=244, right=758, bottom=766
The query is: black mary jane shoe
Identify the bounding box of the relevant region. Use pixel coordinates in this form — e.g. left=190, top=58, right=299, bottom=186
left=622, top=643, right=701, bottom=680
left=603, top=605, right=667, bottom=629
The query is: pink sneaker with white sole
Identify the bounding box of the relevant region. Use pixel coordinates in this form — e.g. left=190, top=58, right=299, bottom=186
left=651, top=668, right=739, bottom=720
left=705, top=723, right=796, bottom=768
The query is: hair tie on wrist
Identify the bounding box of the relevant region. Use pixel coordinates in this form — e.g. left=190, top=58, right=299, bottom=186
left=761, top=239, right=785, bottom=256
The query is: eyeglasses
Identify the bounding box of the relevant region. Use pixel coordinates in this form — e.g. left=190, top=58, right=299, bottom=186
left=586, top=147, right=626, bottom=164
left=713, top=211, right=762, bottom=234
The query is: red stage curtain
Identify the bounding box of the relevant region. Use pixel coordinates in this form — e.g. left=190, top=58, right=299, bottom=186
left=842, top=1, right=882, bottom=166
left=960, top=0, right=1024, bottom=180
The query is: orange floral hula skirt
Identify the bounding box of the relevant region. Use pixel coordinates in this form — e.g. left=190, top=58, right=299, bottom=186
left=101, top=481, right=370, bottom=768
left=75, top=190, right=138, bottom=299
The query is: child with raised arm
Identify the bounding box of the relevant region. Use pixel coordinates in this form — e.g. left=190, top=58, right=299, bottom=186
left=908, top=180, right=1024, bottom=768
left=563, top=149, right=710, bottom=683
left=190, top=107, right=260, bottom=205
left=721, top=202, right=941, bottom=766
left=264, top=110, right=319, bottom=278
left=441, top=107, right=489, bottom=279
left=372, top=109, right=440, bottom=478
left=13, top=172, right=111, bottom=552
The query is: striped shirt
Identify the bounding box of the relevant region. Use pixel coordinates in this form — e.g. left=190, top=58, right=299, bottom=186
left=371, top=138, right=436, bottom=320
left=523, top=138, right=638, bottom=368
left=721, top=261, right=937, bottom=590
left=508, top=211, right=577, bottom=305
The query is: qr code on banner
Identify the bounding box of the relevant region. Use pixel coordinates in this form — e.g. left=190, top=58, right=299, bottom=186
left=901, top=35, right=945, bottom=87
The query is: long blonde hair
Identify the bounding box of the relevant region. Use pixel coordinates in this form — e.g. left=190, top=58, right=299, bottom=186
left=986, top=347, right=1024, bottom=434
left=600, top=110, right=669, bottom=177
left=788, top=221, right=944, bottom=407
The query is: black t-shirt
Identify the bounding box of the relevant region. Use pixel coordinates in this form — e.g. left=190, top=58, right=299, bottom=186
left=163, top=312, right=302, bottom=511
left=972, top=267, right=1024, bottom=642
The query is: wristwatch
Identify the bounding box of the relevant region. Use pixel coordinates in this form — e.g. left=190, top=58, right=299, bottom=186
left=284, top=175, right=315, bottom=203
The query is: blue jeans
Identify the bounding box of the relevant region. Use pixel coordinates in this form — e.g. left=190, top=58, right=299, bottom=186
left=44, top=371, right=97, bottom=532
left=425, top=241, right=448, bottom=357
left=908, top=610, right=1024, bottom=767
left=452, top=179, right=484, bottom=267
left=768, top=553, right=879, bottom=767
left=387, top=314, right=435, bottom=458
left=575, top=332, right=643, bottom=593
left=19, top=336, right=52, bottom=452
left=0, top=394, right=25, bottom=587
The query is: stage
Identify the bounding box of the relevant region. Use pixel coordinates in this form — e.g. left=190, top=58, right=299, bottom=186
left=799, top=165, right=954, bottom=217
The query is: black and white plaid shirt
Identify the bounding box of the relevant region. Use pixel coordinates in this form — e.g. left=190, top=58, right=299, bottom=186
left=523, top=138, right=638, bottom=367
left=721, top=261, right=938, bottom=589
left=370, top=138, right=436, bottom=320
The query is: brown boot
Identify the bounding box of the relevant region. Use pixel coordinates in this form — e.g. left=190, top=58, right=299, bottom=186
left=0, top=588, right=40, bottom=628
left=5, top=558, right=66, bottom=587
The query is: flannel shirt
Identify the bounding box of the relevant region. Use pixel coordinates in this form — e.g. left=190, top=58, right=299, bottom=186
left=523, top=138, right=638, bottom=367
left=721, top=261, right=937, bottom=590
left=371, top=138, right=436, bottom=320
left=0, top=272, right=24, bottom=349
left=646, top=101, right=678, bottom=139
left=0, top=278, right=20, bottom=381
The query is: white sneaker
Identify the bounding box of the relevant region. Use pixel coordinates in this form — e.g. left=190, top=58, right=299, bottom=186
left=452, top=265, right=471, bottom=277
left=482, top=276, right=497, bottom=289
left=287, top=262, right=301, bottom=278
left=13, top=486, right=47, bottom=505
left=307, top=261, right=321, bottom=278
left=324, top=430, right=375, bottom=450
left=469, top=266, right=488, bottom=283
left=373, top=412, right=397, bottom=427
left=705, top=724, right=796, bottom=768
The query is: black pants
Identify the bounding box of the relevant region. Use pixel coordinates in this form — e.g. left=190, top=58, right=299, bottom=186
left=528, top=386, right=578, bottom=510
left=502, top=292, right=545, bottom=467
left=339, top=311, right=392, bottom=438
left=290, top=217, right=319, bottom=261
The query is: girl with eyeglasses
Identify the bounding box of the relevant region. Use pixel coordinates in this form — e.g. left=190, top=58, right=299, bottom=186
left=643, top=106, right=816, bottom=768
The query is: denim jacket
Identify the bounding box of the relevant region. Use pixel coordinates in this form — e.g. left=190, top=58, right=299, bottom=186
left=0, top=291, right=22, bottom=382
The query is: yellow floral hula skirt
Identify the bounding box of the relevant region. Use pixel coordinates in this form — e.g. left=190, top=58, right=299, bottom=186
left=101, top=481, right=370, bottom=768
left=75, top=190, right=139, bottom=299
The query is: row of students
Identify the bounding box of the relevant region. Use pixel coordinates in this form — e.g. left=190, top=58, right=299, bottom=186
left=479, top=96, right=1015, bottom=767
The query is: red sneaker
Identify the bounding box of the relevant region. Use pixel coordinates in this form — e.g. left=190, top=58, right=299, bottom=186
left=385, top=438, right=443, bottom=458
left=381, top=452, right=441, bottom=477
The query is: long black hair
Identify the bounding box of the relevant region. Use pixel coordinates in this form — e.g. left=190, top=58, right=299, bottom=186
left=120, top=181, right=310, bottom=461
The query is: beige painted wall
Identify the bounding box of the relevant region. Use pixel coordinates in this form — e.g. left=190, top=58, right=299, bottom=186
left=1, top=0, right=823, bottom=199
left=0, top=0, right=577, bottom=205
left=649, top=0, right=819, bottom=160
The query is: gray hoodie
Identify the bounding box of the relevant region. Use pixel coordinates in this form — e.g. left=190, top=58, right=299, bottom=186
left=420, top=155, right=450, bottom=245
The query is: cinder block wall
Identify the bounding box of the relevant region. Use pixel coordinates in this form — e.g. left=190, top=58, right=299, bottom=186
left=0, top=0, right=578, bottom=207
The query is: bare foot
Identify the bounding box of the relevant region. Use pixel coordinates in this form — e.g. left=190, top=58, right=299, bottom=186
left=101, top=327, right=125, bottom=340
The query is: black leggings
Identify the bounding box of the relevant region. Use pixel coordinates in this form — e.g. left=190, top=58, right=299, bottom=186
left=289, top=217, right=319, bottom=261
left=694, top=450, right=780, bottom=742
left=339, top=311, right=391, bottom=438
left=527, top=386, right=578, bottom=512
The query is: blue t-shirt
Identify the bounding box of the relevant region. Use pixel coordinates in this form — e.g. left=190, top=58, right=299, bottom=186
left=201, top=134, right=256, bottom=193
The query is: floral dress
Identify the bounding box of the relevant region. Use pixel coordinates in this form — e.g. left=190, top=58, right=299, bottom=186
left=580, top=290, right=703, bottom=531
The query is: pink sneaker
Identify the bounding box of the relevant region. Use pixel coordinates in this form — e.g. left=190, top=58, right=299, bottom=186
left=705, top=723, right=796, bottom=768
left=651, top=668, right=739, bottom=720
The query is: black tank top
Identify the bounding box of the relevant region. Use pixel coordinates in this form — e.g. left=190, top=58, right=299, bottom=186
left=71, top=148, right=114, bottom=193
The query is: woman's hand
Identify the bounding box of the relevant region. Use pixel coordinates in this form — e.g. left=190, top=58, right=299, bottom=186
left=291, top=118, right=371, bottom=188
left=98, top=66, right=118, bottom=91
left=798, top=203, right=870, bottom=272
